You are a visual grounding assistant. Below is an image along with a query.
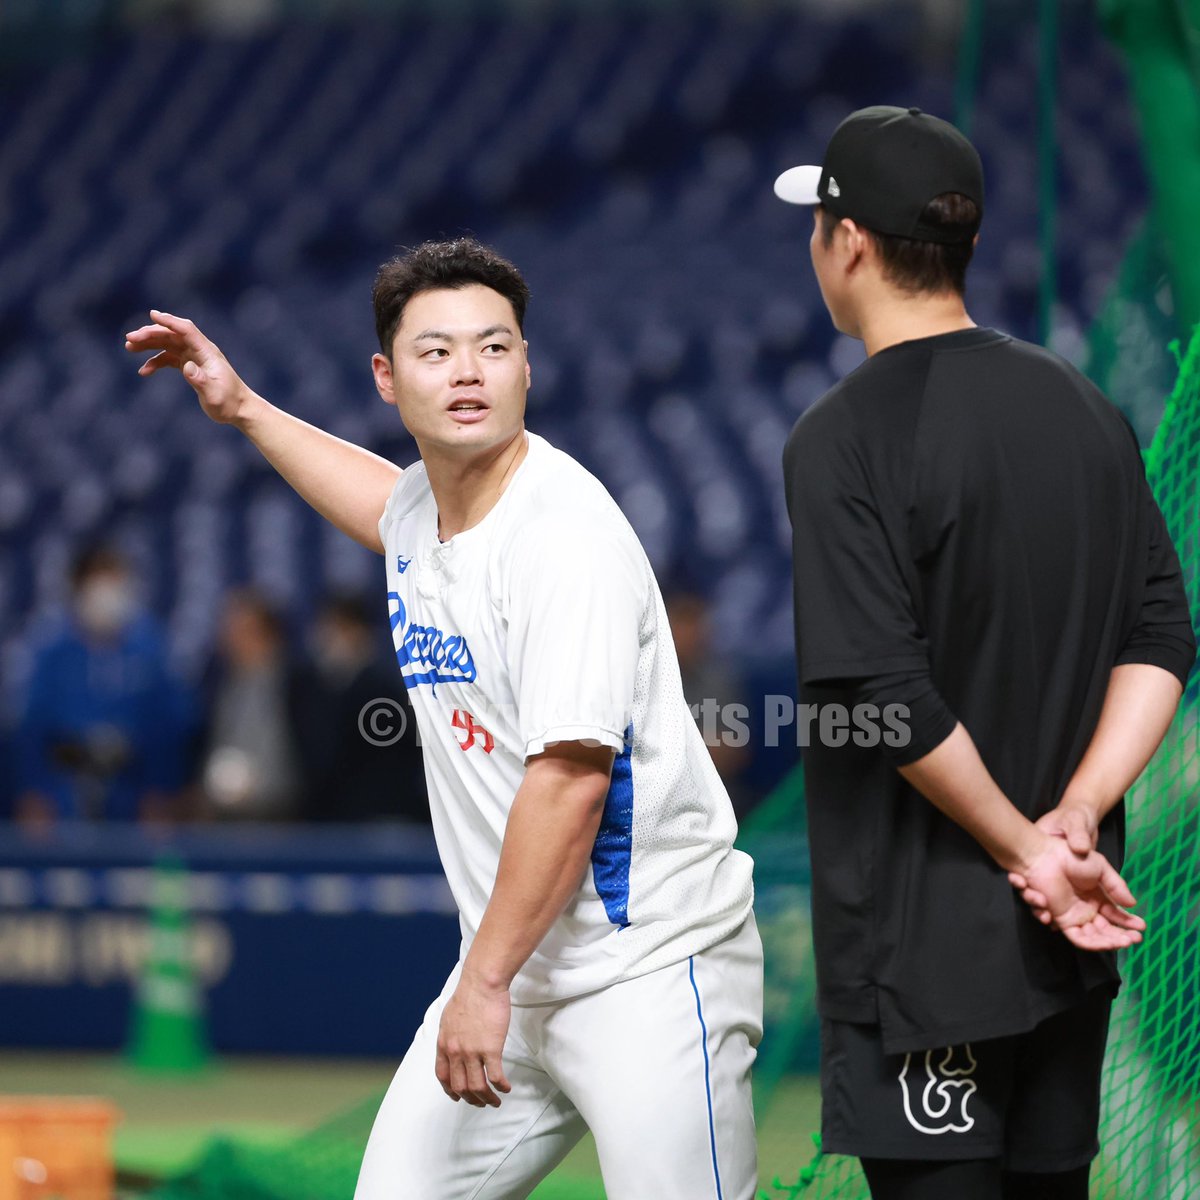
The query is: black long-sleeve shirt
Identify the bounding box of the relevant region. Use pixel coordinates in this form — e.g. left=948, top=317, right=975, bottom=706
left=783, top=327, right=1196, bottom=1053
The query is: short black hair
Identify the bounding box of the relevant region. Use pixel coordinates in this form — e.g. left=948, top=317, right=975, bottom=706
left=318, top=591, right=376, bottom=631
left=819, top=193, right=980, bottom=296
left=225, top=587, right=287, bottom=642
left=69, top=544, right=127, bottom=591
left=373, top=237, right=531, bottom=356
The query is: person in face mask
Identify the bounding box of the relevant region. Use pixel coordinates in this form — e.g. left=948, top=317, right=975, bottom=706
left=13, top=546, right=192, bottom=826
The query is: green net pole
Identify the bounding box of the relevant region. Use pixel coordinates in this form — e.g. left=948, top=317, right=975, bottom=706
left=954, top=0, right=986, bottom=136
left=1103, top=0, right=1200, bottom=333
left=1038, top=0, right=1059, bottom=347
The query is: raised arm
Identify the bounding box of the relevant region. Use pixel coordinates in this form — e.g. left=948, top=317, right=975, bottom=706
left=125, top=310, right=401, bottom=553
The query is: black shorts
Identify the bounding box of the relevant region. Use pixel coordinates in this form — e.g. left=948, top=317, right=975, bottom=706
left=819, top=988, right=1113, bottom=1172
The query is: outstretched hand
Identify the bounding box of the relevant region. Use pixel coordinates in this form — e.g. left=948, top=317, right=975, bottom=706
left=125, top=310, right=253, bottom=425
left=1008, top=833, right=1145, bottom=952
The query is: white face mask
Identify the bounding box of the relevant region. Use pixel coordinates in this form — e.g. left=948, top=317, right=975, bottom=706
left=76, top=577, right=136, bottom=637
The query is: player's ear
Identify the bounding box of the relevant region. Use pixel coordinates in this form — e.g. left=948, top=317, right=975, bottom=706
left=523, top=341, right=531, bottom=390
left=842, top=219, right=870, bottom=271
left=372, top=352, right=397, bottom=407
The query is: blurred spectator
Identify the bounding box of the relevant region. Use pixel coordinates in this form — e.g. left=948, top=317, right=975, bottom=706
left=14, top=546, right=192, bottom=826
left=294, top=593, right=428, bottom=824
left=666, top=589, right=756, bottom=817
left=197, top=589, right=304, bottom=820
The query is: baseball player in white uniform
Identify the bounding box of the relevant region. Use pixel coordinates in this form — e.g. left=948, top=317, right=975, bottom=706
left=126, top=236, right=762, bottom=1199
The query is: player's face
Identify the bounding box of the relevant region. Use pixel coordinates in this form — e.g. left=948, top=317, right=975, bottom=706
left=373, top=284, right=530, bottom=459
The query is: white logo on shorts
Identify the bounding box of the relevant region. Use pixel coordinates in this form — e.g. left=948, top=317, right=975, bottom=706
left=898, top=1045, right=978, bottom=1135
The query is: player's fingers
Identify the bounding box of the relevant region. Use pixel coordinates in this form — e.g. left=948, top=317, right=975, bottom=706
left=1062, top=922, right=1117, bottom=952
left=1092, top=927, right=1137, bottom=951
left=1097, top=895, right=1144, bottom=925
left=1017, top=886, right=1048, bottom=909
left=1064, top=825, right=1094, bottom=856
left=1049, top=897, right=1099, bottom=932
left=434, top=1051, right=456, bottom=1099
left=1007, top=872, right=1028, bottom=890
left=1097, top=900, right=1146, bottom=932
left=1062, top=926, right=1107, bottom=952
left=1062, top=913, right=1136, bottom=953
left=147, top=311, right=214, bottom=358
left=462, top=1056, right=497, bottom=1108
left=434, top=1049, right=458, bottom=1101
left=124, top=324, right=169, bottom=345
left=448, top=1056, right=473, bottom=1104
left=484, top=1052, right=511, bottom=1096
left=1096, top=859, right=1137, bottom=909
left=1060, top=925, right=1090, bottom=950
left=125, top=329, right=185, bottom=355
left=136, top=351, right=183, bottom=376
left=148, top=309, right=200, bottom=338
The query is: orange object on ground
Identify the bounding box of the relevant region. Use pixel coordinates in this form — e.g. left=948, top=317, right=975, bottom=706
left=0, top=1098, right=120, bottom=1200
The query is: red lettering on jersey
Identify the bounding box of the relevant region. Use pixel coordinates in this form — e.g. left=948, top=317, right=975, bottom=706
left=452, top=709, right=495, bottom=754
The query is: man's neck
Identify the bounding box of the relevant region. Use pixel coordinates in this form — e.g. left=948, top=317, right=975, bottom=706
left=857, top=292, right=976, bottom=357
left=424, top=429, right=529, bottom=541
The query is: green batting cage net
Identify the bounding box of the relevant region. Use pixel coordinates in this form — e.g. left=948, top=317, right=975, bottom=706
left=1094, top=327, right=1200, bottom=1199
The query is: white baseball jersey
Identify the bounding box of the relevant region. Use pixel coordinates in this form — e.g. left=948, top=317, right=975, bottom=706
left=379, top=432, right=754, bottom=1005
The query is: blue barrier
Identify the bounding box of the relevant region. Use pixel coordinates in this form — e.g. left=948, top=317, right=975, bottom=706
left=0, top=824, right=460, bottom=1056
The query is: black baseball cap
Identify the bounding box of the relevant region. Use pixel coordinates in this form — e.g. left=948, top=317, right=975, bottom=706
left=774, top=105, right=984, bottom=244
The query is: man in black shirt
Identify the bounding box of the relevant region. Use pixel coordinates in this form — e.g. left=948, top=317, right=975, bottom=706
left=774, top=107, right=1196, bottom=1199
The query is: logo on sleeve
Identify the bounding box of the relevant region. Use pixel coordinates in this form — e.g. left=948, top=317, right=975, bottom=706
left=452, top=710, right=494, bottom=753
left=387, top=591, right=477, bottom=689
left=898, top=1045, right=977, bottom=1135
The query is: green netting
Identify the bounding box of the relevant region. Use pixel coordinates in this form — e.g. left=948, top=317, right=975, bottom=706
left=146, top=1092, right=385, bottom=1200
left=1091, top=326, right=1200, bottom=1200
left=1084, top=215, right=1179, bottom=448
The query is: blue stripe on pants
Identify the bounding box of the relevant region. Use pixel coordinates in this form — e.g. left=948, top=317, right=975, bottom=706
left=689, top=955, right=723, bottom=1199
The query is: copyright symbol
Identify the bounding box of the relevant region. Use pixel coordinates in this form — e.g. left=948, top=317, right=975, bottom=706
left=358, top=697, right=407, bottom=747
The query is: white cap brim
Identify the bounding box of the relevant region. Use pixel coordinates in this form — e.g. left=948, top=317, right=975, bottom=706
left=773, top=164, right=822, bottom=205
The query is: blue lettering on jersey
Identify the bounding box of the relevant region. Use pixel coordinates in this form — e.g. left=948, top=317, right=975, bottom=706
left=388, top=592, right=406, bottom=634
left=591, top=723, right=634, bottom=928
left=396, top=556, right=412, bottom=574
left=387, top=590, right=477, bottom=689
